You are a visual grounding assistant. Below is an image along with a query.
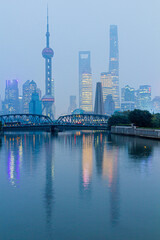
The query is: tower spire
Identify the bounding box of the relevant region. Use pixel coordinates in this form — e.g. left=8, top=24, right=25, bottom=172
left=46, top=6, right=50, bottom=48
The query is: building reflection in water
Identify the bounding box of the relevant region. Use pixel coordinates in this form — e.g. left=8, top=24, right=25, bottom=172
left=58, top=131, right=121, bottom=224
left=4, top=133, right=47, bottom=186
left=4, top=135, right=23, bottom=186
left=4, top=133, right=55, bottom=231
left=57, top=131, right=93, bottom=195
left=44, top=134, right=55, bottom=227
left=111, top=134, right=153, bottom=174
left=80, top=133, right=93, bottom=194
left=94, top=133, right=104, bottom=176
left=94, top=133, right=120, bottom=225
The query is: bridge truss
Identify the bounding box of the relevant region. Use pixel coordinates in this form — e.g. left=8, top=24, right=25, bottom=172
left=0, top=114, right=53, bottom=126
left=56, top=114, right=109, bottom=126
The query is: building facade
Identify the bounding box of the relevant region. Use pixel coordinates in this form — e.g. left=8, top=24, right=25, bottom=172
left=104, top=94, right=115, bottom=115
left=29, top=92, right=42, bottom=115
left=137, top=85, right=151, bottom=111
left=121, top=85, right=135, bottom=102
left=109, top=25, right=120, bottom=110
left=80, top=73, right=93, bottom=112
left=23, top=80, right=40, bottom=114
left=101, top=72, right=113, bottom=102
left=3, top=80, right=19, bottom=114
left=121, top=102, right=135, bottom=112
left=121, top=85, right=135, bottom=111
left=79, top=51, right=92, bottom=112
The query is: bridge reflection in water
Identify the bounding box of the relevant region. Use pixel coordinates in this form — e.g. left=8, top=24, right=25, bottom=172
left=0, top=114, right=109, bottom=132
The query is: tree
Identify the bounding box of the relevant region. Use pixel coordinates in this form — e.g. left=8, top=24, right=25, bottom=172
left=152, top=113, right=160, bottom=128
left=108, top=114, right=130, bottom=129
left=128, top=109, right=152, bottom=127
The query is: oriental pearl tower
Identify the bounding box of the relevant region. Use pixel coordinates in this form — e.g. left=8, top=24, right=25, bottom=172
left=42, top=10, right=55, bottom=119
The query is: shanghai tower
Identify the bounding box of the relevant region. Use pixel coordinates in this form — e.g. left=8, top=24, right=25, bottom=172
left=109, top=25, right=120, bottom=110
left=42, top=10, right=55, bottom=119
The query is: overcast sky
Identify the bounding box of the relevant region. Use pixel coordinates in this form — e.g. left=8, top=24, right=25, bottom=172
left=0, top=0, right=159, bottom=116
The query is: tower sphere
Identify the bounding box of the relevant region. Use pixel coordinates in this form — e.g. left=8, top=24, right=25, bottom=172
left=42, top=47, right=54, bottom=58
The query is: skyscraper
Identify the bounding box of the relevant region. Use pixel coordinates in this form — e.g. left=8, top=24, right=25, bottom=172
left=68, top=96, right=77, bottom=114
left=81, top=73, right=93, bottom=112
left=137, top=85, right=151, bottom=111
left=121, top=85, right=135, bottom=111
left=104, top=94, right=115, bottom=115
left=23, top=80, right=40, bottom=114
left=79, top=51, right=92, bottom=112
left=29, top=92, right=42, bottom=115
left=109, top=25, right=120, bottom=110
left=3, top=80, right=19, bottom=114
left=101, top=72, right=113, bottom=102
left=94, top=82, right=104, bottom=115
left=121, top=85, right=135, bottom=102
left=42, top=10, right=55, bottom=119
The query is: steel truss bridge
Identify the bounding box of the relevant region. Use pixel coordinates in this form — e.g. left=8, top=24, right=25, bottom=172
left=0, top=114, right=53, bottom=125
left=0, top=114, right=109, bottom=132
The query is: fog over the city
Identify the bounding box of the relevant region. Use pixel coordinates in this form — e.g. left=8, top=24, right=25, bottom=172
left=0, top=0, right=159, bottom=116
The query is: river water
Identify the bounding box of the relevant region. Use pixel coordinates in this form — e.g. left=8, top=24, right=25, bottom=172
left=0, top=131, right=159, bottom=240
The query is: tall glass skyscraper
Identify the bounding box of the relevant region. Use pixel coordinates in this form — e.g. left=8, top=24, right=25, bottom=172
left=109, top=25, right=120, bottom=110
left=79, top=51, right=92, bottom=112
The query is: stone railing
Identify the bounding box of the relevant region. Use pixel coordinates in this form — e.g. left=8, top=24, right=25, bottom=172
left=111, top=126, right=160, bottom=139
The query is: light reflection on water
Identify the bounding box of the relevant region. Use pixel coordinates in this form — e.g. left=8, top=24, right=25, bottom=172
left=0, top=132, right=159, bottom=240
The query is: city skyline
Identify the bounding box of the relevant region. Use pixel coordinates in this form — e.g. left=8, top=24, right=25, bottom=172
left=0, top=1, right=159, bottom=116
left=0, top=18, right=157, bottom=116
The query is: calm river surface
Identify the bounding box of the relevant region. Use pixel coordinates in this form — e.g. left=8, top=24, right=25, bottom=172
left=0, top=131, right=160, bottom=240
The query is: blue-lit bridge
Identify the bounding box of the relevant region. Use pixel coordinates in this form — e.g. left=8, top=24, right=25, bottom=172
left=0, top=114, right=109, bottom=132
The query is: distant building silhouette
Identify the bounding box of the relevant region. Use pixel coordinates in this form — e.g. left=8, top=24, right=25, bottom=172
left=79, top=51, right=93, bottom=112
left=152, top=96, right=160, bottom=113
left=29, top=92, right=42, bottom=115
left=3, top=80, right=19, bottom=114
left=23, top=80, right=41, bottom=114
left=68, top=96, right=77, bottom=114
left=104, top=94, right=115, bottom=115
left=94, top=82, right=104, bottom=115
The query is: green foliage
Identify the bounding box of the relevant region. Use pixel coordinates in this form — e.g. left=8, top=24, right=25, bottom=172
left=108, top=113, right=131, bottom=129
left=151, top=113, right=160, bottom=128
left=128, top=109, right=152, bottom=127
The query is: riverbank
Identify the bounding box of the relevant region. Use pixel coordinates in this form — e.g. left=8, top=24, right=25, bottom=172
left=111, top=126, right=160, bottom=139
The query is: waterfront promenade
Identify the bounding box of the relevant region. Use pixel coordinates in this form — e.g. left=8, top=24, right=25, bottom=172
left=111, top=126, right=160, bottom=139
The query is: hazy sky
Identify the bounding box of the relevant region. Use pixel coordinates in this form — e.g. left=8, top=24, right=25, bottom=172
left=0, top=0, right=159, bottom=116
